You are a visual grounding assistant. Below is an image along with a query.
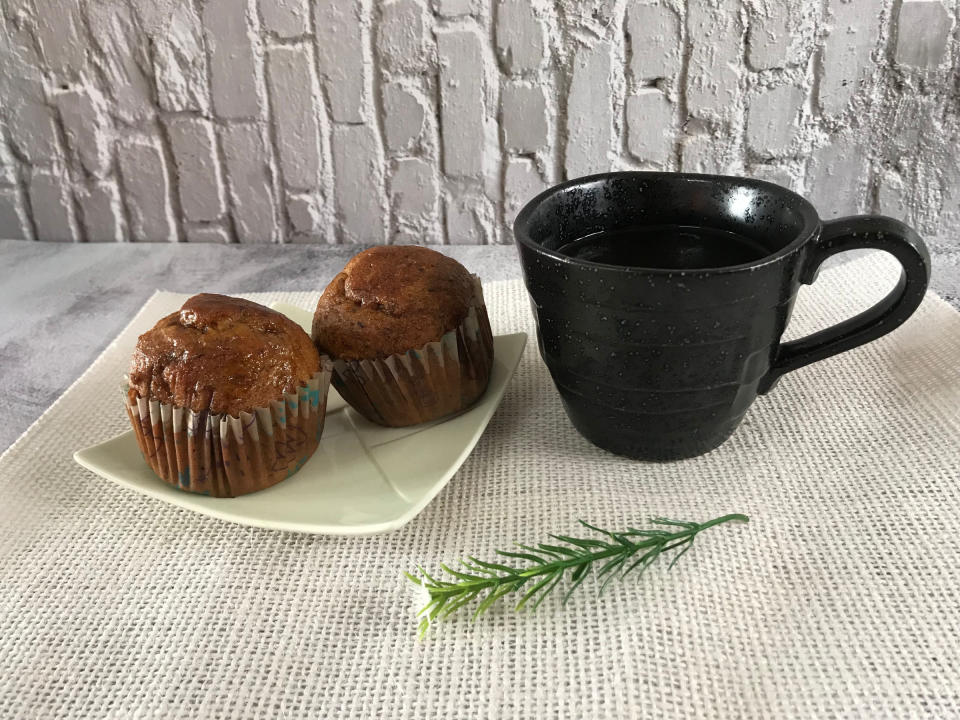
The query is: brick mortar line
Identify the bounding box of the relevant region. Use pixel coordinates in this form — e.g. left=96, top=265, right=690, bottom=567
left=154, top=118, right=187, bottom=243
left=431, top=27, right=449, bottom=244
left=307, top=0, right=339, bottom=244
left=259, top=15, right=295, bottom=244
left=675, top=0, right=691, bottom=170
left=367, top=0, right=391, bottom=245
left=487, top=0, right=504, bottom=244
left=249, top=0, right=287, bottom=244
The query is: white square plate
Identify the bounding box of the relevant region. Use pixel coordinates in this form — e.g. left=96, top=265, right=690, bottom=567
left=74, top=302, right=526, bottom=535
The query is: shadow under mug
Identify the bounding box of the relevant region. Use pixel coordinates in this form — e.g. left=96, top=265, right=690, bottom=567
left=514, top=172, right=931, bottom=461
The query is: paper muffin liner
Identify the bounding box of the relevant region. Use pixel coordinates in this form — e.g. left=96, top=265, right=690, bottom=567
left=331, top=278, right=495, bottom=427
left=125, top=358, right=333, bottom=498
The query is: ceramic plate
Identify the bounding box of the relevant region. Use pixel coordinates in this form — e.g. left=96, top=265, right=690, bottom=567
left=74, top=302, right=526, bottom=535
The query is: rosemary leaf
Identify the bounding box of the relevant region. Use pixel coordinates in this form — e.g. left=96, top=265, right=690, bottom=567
left=467, top=556, right=518, bottom=575
left=496, top=549, right=549, bottom=565
left=562, top=566, right=591, bottom=605
left=408, top=513, right=748, bottom=636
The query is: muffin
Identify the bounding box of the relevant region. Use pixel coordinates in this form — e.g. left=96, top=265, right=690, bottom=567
left=312, top=246, right=494, bottom=427
left=125, top=293, right=332, bottom=497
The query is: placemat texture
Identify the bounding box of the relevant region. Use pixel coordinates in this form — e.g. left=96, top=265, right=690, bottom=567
left=1, top=252, right=958, bottom=719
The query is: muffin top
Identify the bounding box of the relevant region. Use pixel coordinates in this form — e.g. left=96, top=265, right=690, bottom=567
left=128, top=293, right=321, bottom=416
left=312, top=246, right=477, bottom=360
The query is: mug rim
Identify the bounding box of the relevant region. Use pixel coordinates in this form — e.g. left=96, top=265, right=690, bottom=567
left=513, top=171, right=822, bottom=276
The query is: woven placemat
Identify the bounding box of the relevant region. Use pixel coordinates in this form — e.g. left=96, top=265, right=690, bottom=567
left=1, top=252, right=958, bottom=719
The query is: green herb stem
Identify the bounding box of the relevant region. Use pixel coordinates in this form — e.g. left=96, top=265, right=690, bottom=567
left=407, top=513, right=748, bottom=637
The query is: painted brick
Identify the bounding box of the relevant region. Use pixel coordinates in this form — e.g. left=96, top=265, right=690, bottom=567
left=626, top=4, right=681, bottom=81
left=86, top=0, right=154, bottom=124
left=746, top=3, right=793, bottom=70
left=29, top=170, right=77, bottom=242
left=625, top=89, right=674, bottom=165
left=149, top=2, right=210, bottom=113
left=445, top=193, right=493, bottom=244
left=315, top=1, right=366, bottom=123
left=877, top=169, right=909, bottom=220
left=186, top=224, right=232, bottom=243
left=391, top=228, right=433, bottom=245
left=687, top=0, right=743, bottom=117
left=78, top=182, right=125, bottom=242
left=202, top=0, right=261, bottom=119
left=383, top=83, right=427, bottom=153
left=4, top=0, right=959, bottom=247
left=747, top=164, right=796, bottom=191
left=681, top=133, right=739, bottom=175
left=895, top=1, right=952, bottom=69
left=391, top=157, right=437, bottom=217
left=31, top=0, right=86, bottom=77
left=165, top=117, right=227, bottom=223
left=260, top=0, right=310, bottom=37
left=117, top=138, right=176, bottom=242
left=566, top=41, right=614, bottom=178
left=379, top=0, right=430, bottom=74
left=395, top=218, right=443, bottom=244
left=501, top=82, right=548, bottom=153
left=220, top=124, right=279, bottom=243
left=482, top=119, right=502, bottom=203
left=940, top=155, right=960, bottom=229
left=437, top=29, right=486, bottom=179
left=569, top=0, right=618, bottom=30
left=0, top=187, right=30, bottom=240
left=746, top=84, right=805, bottom=157
left=287, top=193, right=323, bottom=234
left=0, top=19, right=60, bottom=163
left=56, top=88, right=112, bottom=178
left=807, top=136, right=866, bottom=218
left=496, top=0, right=545, bottom=75
left=680, top=135, right=715, bottom=174
left=819, top=0, right=883, bottom=116
left=503, top=157, right=547, bottom=229
left=434, top=0, right=476, bottom=16
left=5, top=104, right=59, bottom=166
left=332, top=124, right=386, bottom=243
left=266, top=45, right=323, bottom=190
left=0, top=131, right=15, bottom=186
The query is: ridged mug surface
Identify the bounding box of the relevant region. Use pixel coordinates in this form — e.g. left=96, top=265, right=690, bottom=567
left=514, top=173, right=818, bottom=460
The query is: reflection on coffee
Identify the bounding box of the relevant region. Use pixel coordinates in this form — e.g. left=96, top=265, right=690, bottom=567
left=556, top=224, right=770, bottom=270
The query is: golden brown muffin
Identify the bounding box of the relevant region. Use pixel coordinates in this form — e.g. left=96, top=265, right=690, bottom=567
left=311, top=246, right=494, bottom=427
left=125, top=294, right=332, bottom=498
left=129, top=293, right=321, bottom=416
left=312, top=245, right=476, bottom=360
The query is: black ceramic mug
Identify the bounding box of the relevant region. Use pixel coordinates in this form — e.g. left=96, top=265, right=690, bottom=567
left=514, top=172, right=930, bottom=461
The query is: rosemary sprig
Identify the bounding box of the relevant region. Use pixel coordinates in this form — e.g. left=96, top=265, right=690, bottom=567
left=406, top=513, right=748, bottom=637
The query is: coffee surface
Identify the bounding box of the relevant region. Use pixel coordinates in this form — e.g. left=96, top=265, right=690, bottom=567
left=556, top=224, right=769, bottom=270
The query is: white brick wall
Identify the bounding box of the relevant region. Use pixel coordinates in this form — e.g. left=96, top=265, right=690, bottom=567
left=0, top=0, right=957, bottom=243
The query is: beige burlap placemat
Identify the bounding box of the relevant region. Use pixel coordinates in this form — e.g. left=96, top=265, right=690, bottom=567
left=1, top=252, right=958, bottom=719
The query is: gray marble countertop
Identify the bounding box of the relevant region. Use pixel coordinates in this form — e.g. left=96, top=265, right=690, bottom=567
left=1, top=238, right=958, bottom=453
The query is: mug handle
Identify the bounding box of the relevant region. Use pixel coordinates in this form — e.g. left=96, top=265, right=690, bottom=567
left=759, top=215, right=931, bottom=394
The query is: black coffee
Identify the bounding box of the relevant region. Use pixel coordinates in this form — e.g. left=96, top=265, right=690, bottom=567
left=556, top=224, right=770, bottom=270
